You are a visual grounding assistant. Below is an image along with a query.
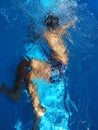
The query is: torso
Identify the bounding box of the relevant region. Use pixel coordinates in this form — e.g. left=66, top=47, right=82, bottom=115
left=26, top=28, right=68, bottom=82
left=44, top=28, right=66, bottom=54
left=44, top=28, right=68, bottom=64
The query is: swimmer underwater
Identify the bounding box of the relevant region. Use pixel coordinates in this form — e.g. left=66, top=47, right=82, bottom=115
left=0, top=15, right=75, bottom=130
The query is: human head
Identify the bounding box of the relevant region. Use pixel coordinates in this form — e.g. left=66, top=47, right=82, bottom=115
left=44, top=14, right=60, bottom=30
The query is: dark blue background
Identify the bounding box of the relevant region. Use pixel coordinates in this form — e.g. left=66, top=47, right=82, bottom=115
left=79, top=0, right=98, bottom=129
left=0, top=0, right=98, bottom=130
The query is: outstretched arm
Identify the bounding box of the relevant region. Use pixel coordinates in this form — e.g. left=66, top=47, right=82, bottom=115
left=59, top=21, right=75, bottom=34
left=63, top=21, right=75, bottom=29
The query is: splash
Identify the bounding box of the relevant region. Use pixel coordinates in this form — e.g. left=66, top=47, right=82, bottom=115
left=31, top=76, right=70, bottom=130
left=0, top=0, right=78, bottom=30
left=14, top=119, right=23, bottom=130
left=1, top=0, right=97, bottom=130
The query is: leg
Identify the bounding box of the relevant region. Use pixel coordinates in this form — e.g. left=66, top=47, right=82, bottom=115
left=0, top=59, right=30, bottom=101
left=0, top=82, right=23, bottom=101
left=27, top=82, right=46, bottom=130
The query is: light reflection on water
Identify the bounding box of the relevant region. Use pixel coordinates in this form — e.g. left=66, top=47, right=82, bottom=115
left=0, top=0, right=98, bottom=130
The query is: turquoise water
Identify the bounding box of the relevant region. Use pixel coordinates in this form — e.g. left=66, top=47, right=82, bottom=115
left=0, top=0, right=98, bottom=130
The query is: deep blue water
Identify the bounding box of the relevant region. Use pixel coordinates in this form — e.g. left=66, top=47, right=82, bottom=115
left=0, top=0, right=98, bottom=130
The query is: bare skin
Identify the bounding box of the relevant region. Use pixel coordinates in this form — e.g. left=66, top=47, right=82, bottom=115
left=0, top=59, right=51, bottom=130
left=44, top=21, right=74, bottom=65
left=27, top=59, right=51, bottom=130
left=28, top=59, right=51, bottom=81
left=0, top=21, right=74, bottom=130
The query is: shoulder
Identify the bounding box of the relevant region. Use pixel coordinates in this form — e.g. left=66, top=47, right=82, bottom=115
left=56, top=26, right=66, bottom=35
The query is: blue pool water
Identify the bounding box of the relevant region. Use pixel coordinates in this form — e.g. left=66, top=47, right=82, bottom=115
left=0, top=0, right=98, bottom=130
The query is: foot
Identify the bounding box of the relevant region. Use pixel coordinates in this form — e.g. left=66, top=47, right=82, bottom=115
left=0, top=83, right=21, bottom=101
left=10, top=91, right=21, bottom=101
left=32, top=106, right=46, bottom=130
left=37, top=105, right=46, bottom=118
left=0, top=83, right=6, bottom=91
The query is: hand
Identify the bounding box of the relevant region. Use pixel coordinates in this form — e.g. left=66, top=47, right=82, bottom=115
left=70, top=21, right=75, bottom=26
left=70, top=21, right=76, bottom=28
